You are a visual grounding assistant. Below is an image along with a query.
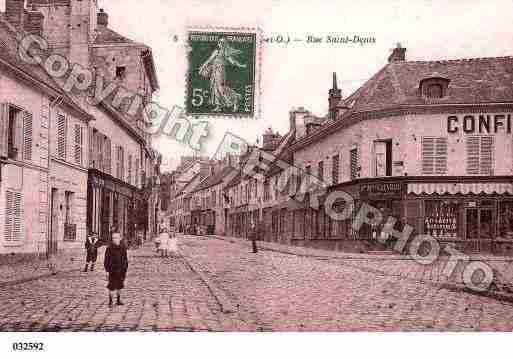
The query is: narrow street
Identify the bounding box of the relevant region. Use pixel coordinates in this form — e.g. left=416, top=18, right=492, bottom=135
left=1, top=236, right=513, bottom=331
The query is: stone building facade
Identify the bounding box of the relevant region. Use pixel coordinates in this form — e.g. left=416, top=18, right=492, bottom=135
left=289, top=44, right=513, bottom=254
left=1, top=0, right=160, bottom=256
left=166, top=44, right=513, bottom=255
left=0, top=10, right=94, bottom=255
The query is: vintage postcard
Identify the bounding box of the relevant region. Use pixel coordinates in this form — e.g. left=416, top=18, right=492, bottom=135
left=0, top=0, right=512, bottom=357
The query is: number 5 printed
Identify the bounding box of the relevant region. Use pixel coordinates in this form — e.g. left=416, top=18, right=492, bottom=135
left=192, top=88, right=208, bottom=107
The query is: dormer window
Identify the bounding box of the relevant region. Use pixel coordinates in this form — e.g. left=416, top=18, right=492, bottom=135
left=420, top=77, right=450, bottom=99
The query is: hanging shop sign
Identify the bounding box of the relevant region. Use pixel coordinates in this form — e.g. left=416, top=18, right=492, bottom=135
left=360, top=182, right=403, bottom=197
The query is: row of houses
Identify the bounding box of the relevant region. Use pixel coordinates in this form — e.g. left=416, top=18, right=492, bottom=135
left=161, top=43, right=513, bottom=255
left=0, top=0, right=160, bottom=257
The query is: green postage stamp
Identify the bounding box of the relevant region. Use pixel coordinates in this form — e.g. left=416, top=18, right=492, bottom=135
left=187, top=28, right=261, bottom=118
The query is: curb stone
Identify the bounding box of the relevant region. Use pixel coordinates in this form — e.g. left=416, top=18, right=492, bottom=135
left=205, top=235, right=513, bottom=262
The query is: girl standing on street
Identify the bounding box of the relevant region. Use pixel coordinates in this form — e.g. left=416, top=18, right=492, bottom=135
left=104, top=231, right=128, bottom=307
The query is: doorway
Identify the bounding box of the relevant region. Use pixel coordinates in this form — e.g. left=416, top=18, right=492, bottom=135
left=48, top=188, right=59, bottom=258
left=466, top=205, right=494, bottom=252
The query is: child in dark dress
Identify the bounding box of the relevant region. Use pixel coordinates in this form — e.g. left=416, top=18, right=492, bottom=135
left=104, top=232, right=128, bottom=307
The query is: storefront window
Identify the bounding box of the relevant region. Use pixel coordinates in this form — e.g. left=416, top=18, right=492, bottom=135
left=499, top=202, right=513, bottom=239
left=425, top=200, right=459, bottom=239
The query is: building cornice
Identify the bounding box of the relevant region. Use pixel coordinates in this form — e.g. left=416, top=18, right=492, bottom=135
left=329, top=175, right=513, bottom=192
left=0, top=57, right=94, bottom=122
left=290, top=102, right=513, bottom=152
left=50, top=156, right=89, bottom=174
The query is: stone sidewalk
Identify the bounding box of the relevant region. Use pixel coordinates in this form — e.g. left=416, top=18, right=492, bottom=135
left=0, top=243, right=250, bottom=332
left=204, top=235, right=513, bottom=301
left=0, top=248, right=90, bottom=287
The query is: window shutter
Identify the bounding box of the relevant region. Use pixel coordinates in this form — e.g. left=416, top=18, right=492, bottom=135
left=422, top=137, right=447, bottom=175
left=0, top=104, right=9, bottom=158
left=135, top=158, right=139, bottom=187
left=4, top=190, right=13, bottom=241
left=128, top=154, right=132, bottom=185
left=332, top=155, right=339, bottom=184
left=350, top=148, right=358, bottom=180
left=4, top=190, right=23, bottom=242
left=14, top=110, right=23, bottom=157
left=89, top=128, right=95, bottom=167
left=480, top=136, right=493, bottom=175
left=102, top=136, right=111, bottom=174
left=434, top=137, right=447, bottom=174
left=120, top=147, right=124, bottom=180
left=466, top=136, right=493, bottom=175
left=422, top=137, right=435, bottom=174
left=57, top=113, right=67, bottom=159
left=74, top=124, right=83, bottom=165
left=22, top=111, right=33, bottom=161
left=466, top=136, right=479, bottom=175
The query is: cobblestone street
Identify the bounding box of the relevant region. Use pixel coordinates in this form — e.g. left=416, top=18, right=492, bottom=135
left=2, top=236, right=513, bottom=331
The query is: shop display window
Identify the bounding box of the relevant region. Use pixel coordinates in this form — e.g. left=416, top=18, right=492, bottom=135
left=424, top=200, right=459, bottom=239
left=499, top=202, right=513, bottom=240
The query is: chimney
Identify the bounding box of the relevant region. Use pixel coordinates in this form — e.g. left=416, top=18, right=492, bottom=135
left=6, top=0, right=26, bottom=30
left=25, top=6, right=44, bottom=36
left=328, top=72, right=342, bottom=120
left=290, top=107, right=310, bottom=140
left=388, top=42, right=406, bottom=63
left=97, top=8, right=109, bottom=28
left=262, top=128, right=283, bottom=151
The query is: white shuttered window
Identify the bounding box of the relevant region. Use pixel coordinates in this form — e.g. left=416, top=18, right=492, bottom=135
left=4, top=190, right=23, bottom=242
left=74, top=124, right=83, bottom=165
left=22, top=111, right=33, bottom=161
left=467, top=136, right=494, bottom=175
left=57, top=113, right=67, bottom=159
left=422, top=137, right=448, bottom=175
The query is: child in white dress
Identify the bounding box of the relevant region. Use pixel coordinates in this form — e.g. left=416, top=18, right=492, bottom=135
left=159, top=229, right=171, bottom=258
left=168, top=228, right=178, bottom=256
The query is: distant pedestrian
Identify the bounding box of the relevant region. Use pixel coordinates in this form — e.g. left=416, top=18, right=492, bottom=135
left=250, top=220, right=258, bottom=253
left=84, top=232, right=99, bottom=272
left=104, top=231, right=128, bottom=307
left=158, top=228, right=171, bottom=258
left=168, top=227, right=179, bottom=257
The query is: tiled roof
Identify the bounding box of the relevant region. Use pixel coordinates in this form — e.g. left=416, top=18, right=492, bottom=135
left=173, top=173, right=201, bottom=199
left=94, top=27, right=135, bottom=45
left=224, top=129, right=297, bottom=189
left=265, top=129, right=296, bottom=178
left=337, top=56, right=513, bottom=117
left=194, top=166, right=234, bottom=192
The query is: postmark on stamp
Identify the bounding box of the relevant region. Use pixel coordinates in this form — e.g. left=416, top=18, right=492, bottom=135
left=186, top=28, right=260, bottom=118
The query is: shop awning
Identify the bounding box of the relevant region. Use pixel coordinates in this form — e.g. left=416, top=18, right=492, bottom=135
left=408, top=182, right=513, bottom=195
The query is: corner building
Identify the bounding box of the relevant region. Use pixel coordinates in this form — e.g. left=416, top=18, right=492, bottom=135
left=290, top=45, right=513, bottom=254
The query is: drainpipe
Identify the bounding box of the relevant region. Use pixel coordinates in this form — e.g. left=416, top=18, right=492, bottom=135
left=45, top=96, right=62, bottom=261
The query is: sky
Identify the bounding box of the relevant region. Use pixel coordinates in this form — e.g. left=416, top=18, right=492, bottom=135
left=2, top=0, right=513, bottom=170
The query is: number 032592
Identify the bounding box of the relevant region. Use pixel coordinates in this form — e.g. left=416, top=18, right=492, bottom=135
left=12, top=342, right=44, bottom=351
